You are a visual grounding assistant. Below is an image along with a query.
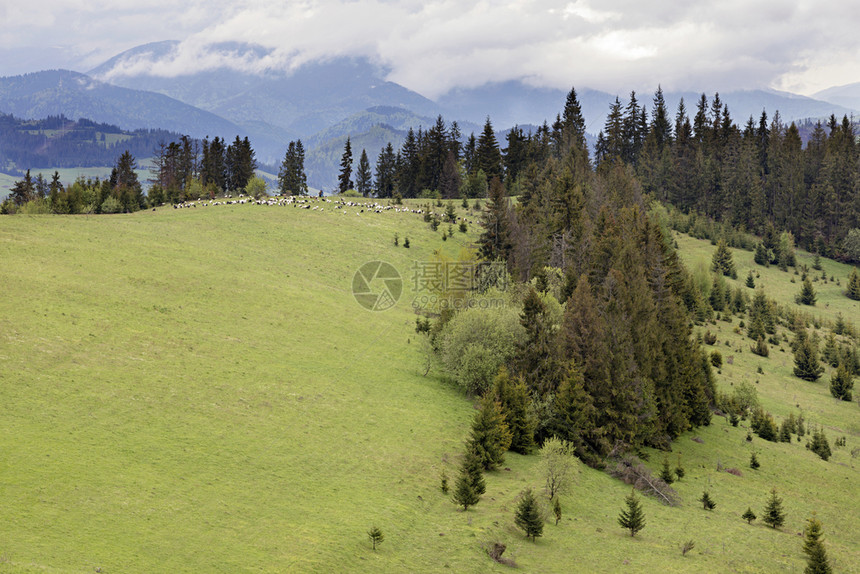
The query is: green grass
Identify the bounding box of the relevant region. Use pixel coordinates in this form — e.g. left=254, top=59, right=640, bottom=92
left=0, top=203, right=857, bottom=573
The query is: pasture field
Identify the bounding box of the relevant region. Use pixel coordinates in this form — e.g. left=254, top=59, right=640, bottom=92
left=0, top=200, right=858, bottom=573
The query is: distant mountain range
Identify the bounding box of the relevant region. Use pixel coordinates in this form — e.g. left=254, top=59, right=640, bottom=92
left=0, top=69, right=244, bottom=141
left=813, top=82, right=860, bottom=112
left=2, top=40, right=859, bottom=190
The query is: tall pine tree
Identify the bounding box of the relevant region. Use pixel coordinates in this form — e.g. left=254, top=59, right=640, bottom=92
left=466, top=394, right=512, bottom=471
left=355, top=149, right=372, bottom=196
left=338, top=137, right=354, bottom=194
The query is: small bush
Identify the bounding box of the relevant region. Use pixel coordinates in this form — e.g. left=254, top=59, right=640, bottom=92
left=484, top=542, right=515, bottom=566
left=367, top=526, right=384, bottom=550
left=681, top=540, right=695, bottom=556
left=101, top=196, right=123, bottom=214
left=750, top=452, right=760, bottom=469
left=710, top=351, right=723, bottom=368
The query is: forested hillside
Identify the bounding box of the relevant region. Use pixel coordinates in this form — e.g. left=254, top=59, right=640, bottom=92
left=1, top=83, right=858, bottom=573
left=0, top=113, right=180, bottom=174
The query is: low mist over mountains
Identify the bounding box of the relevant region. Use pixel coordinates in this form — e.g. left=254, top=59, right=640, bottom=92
left=813, top=82, right=860, bottom=112
left=2, top=40, right=859, bottom=190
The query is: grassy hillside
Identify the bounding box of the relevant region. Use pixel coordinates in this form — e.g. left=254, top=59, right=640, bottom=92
left=1, top=203, right=857, bottom=573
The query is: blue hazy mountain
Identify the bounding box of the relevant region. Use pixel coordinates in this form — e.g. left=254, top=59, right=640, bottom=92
left=88, top=41, right=441, bottom=140
left=0, top=69, right=243, bottom=138
left=813, top=82, right=860, bottom=113
left=4, top=41, right=859, bottom=188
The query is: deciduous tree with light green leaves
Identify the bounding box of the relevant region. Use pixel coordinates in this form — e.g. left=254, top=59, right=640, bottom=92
left=244, top=176, right=268, bottom=199
left=538, top=436, right=577, bottom=500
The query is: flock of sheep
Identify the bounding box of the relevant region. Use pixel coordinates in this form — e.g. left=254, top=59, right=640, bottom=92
left=169, top=194, right=477, bottom=225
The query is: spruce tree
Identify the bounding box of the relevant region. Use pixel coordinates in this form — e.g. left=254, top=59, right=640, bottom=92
left=762, top=488, right=786, bottom=529
left=812, top=253, right=822, bottom=271
left=618, top=490, right=646, bottom=537
left=660, top=457, right=675, bottom=484
left=110, top=151, right=144, bottom=211
left=674, top=454, right=685, bottom=480
left=710, top=275, right=726, bottom=312
left=355, top=149, right=372, bottom=196
left=746, top=271, right=755, bottom=288
left=802, top=514, right=832, bottom=574
left=805, top=542, right=833, bottom=574
left=699, top=491, right=716, bottom=510
left=462, top=449, right=486, bottom=495
left=754, top=242, right=769, bottom=266
left=514, top=488, right=544, bottom=541
left=515, top=286, right=563, bottom=393
left=750, top=452, right=760, bottom=469
left=477, top=177, right=512, bottom=263
left=748, top=289, right=774, bottom=339
left=493, top=368, right=536, bottom=454
left=475, top=117, right=503, bottom=183
left=711, top=239, right=737, bottom=278
left=374, top=143, right=397, bottom=198
left=467, top=394, right=512, bottom=471
left=367, top=526, right=384, bottom=550
left=809, top=427, right=832, bottom=461
left=8, top=169, right=35, bottom=206
left=846, top=268, right=860, bottom=301
left=550, top=362, right=600, bottom=462
left=751, top=335, right=769, bottom=357
left=452, top=471, right=478, bottom=510
left=823, top=332, right=840, bottom=367
left=742, top=507, right=757, bottom=524
left=779, top=419, right=793, bottom=442
left=793, top=336, right=824, bottom=381
left=797, top=277, right=817, bottom=305
left=278, top=140, right=308, bottom=196
left=338, top=137, right=354, bottom=194
left=829, top=363, right=854, bottom=401
left=452, top=451, right=483, bottom=510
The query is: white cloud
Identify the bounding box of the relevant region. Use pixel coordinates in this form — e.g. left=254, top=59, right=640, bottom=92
left=563, top=0, right=618, bottom=24
left=3, top=0, right=860, bottom=97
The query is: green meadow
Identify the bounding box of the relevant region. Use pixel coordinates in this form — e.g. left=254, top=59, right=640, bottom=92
left=1, top=201, right=858, bottom=572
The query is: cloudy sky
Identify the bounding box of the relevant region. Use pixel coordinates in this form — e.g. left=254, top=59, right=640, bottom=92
left=2, top=0, right=859, bottom=99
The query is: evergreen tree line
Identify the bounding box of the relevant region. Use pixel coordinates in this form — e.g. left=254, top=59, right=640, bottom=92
left=3, top=131, right=265, bottom=213
left=592, top=90, right=860, bottom=261
left=278, top=139, right=308, bottom=196
left=148, top=135, right=257, bottom=204
left=2, top=150, right=147, bottom=214
left=431, top=88, right=717, bottom=468
left=338, top=111, right=580, bottom=199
